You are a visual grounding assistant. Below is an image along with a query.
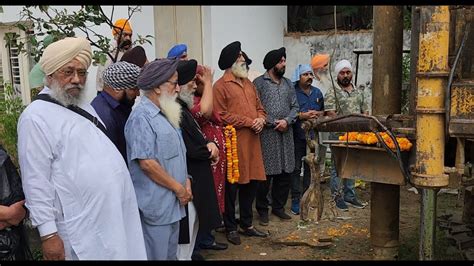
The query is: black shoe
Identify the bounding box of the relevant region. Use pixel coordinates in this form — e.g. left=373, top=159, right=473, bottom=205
left=240, top=226, right=269, bottom=237
left=226, top=230, right=241, bottom=245
left=259, top=213, right=269, bottom=226
left=200, top=241, right=228, bottom=250
left=272, top=209, right=292, bottom=220
left=191, top=252, right=205, bottom=261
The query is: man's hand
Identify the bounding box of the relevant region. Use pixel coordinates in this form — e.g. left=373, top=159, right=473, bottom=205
left=42, top=234, right=65, bottom=260
left=175, top=185, right=192, bottom=206
left=6, top=200, right=26, bottom=226
left=195, top=65, right=214, bottom=87
left=185, top=178, right=193, bottom=201
left=0, top=221, right=11, bottom=230
left=251, top=118, right=265, bottom=134
left=274, top=119, right=288, bottom=132
left=207, top=142, right=219, bottom=160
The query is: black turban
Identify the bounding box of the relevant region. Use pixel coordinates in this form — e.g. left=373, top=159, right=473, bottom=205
left=242, top=51, right=252, bottom=66
left=121, top=46, right=147, bottom=68
left=218, top=41, right=241, bottom=70
left=137, top=58, right=179, bottom=91
left=263, top=47, right=286, bottom=70
left=177, top=59, right=198, bottom=86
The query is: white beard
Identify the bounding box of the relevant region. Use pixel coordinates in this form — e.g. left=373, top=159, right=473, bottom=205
left=159, top=91, right=182, bottom=129
left=178, top=85, right=195, bottom=110
left=317, top=71, right=333, bottom=92
left=231, top=62, right=248, bottom=79
left=49, top=79, right=85, bottom=106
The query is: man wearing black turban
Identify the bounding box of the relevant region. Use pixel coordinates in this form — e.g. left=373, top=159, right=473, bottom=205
left=213, top=41, right=269, bottom=246
left=124, top=58, right=192, bottom=260
left=253, top=47, right=299, bottom=225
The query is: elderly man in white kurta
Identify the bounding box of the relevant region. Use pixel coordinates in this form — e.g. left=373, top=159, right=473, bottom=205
left=17, top=37, right=147, bottom=260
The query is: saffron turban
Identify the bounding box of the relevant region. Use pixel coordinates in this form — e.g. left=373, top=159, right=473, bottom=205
left=263, top=47, right=286, bottom=70
left=137, top=58, right=179, bottom=91
left=167, top=44, right=187, bottom=59
left=334, top=59, right=352, bottom=75
left=311, top=54, right=330, bottom=70
left=218, top=41, right=241, bottom=70
left=103, top=61, right=141, bottom=90
left=177, top=59, right=197, bottom=86
left=291, top=64, right=313, bottom=83
left=112, top=18, right=133, bottom=36
left=39, top=37, right=92, bottom=76
left=121, top=46, right=147, bottom=68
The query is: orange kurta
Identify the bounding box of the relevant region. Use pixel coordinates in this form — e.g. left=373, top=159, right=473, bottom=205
left=213, top=71, right=267, bottom=184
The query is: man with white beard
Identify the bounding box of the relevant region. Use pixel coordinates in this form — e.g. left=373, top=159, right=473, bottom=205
left=17, top=37, right=147, bottom=260
left=213, top=41, right=268, bottom=246
left=175, top=59, right=224, bottom=260
left=125, top=58, right=192, bottom=260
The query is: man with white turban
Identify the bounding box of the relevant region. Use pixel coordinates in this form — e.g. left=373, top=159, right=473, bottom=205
left=323, top=59, right=369, bottom=212
left=17, top=37, right=147, bottom=260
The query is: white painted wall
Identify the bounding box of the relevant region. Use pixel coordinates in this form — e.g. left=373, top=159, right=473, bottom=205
left=0, top=5, right=155, bottom=103
left=284, top=30, right=411, bottom=92
left=203, top=6, right=287, bottom=80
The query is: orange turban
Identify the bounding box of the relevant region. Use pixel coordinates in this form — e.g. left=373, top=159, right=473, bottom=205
left=311, top=54, right=330, bottom=70
left=112, top=19, right=132, bottom=36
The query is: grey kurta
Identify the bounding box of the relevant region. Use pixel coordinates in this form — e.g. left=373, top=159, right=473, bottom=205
left=253, top=72, right=299, bottom=175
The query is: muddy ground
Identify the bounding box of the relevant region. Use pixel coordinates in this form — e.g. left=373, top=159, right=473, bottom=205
left=201, top=180, right=465, bottom=261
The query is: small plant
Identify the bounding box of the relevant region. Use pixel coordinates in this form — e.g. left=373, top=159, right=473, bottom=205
left=0, top=81, right=25, bottom=166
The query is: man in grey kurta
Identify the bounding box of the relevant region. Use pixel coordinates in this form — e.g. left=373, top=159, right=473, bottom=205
left=253, top=47, right=299, bottom=225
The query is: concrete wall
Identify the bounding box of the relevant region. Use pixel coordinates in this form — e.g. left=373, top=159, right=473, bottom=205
left=0, top=5, right=156, bottom=103
left=284, top=30, right=411, bottom=94
left=204, top=6, right=287, bottom=80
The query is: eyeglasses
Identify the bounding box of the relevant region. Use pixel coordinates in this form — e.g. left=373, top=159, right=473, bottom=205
left=58, top=68, right=88, bottom=78
left=166, top=80, right=179, bottom=87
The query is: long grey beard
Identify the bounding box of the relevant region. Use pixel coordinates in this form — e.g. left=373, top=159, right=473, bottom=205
left=159, top=92, right=182, bottom=129
left=318, top=72, right=333, bottom=91
left=231, top=62, right=248, bottom=79
left=178, top=88, right=195, bottom=110
left=49, top=79, right=85, bottom=106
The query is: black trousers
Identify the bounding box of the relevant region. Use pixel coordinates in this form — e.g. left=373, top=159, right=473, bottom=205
left=290, top=138, right=311, bottom=201
left=255, top=172, right=291, bottom=215
left=223, top=180, right=259, bottom=232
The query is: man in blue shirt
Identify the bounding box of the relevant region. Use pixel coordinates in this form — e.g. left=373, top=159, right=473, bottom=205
left=91, top=61, right=141, bottom=162
left=290, top=64, right=324, bottom=215
left=125, top=58, right=192, bottom=260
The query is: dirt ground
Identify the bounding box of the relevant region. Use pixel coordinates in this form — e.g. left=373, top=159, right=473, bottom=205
left=200, top=180, right=465, bottom=261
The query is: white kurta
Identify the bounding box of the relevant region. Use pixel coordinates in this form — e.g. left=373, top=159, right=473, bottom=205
left=17, top=87, right=147, bottom=260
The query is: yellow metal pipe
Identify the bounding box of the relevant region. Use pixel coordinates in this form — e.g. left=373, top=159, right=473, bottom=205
left=412, top=6, right=450, bottom=188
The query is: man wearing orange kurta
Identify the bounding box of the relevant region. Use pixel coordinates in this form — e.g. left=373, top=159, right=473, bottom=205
left=213, top=41, right=268, bottom=246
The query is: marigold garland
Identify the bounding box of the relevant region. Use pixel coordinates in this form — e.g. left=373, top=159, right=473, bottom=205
left=339, top=131, right=413, bottom=151
left=224, top=125, right=239, bottom=184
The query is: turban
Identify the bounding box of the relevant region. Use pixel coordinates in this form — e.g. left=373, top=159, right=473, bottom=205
left=311, top=54, right=330, bottom=70
left=103, top=61, right=141, bottom=90
left=218, top=41, right=241, bottom=70
left=291, top=64, right=313, bottom=83
left=196, top=65, right=204, bottom=76
left=177, top=59, right=197, bottom=86
left=334, top=59, right=352, bottom=75
left=263, top=47, right=286, bottom=70
left=167, top=44, right=187, bottom=59
left=242, top=51, right=252, bottom=66
left=39, top=37, right=92, bottom=76
left=112, top=18, right=132, bottom=36
left=137, top=58, right=179, bottom=91
left=121, top=46, right=147, bottom=68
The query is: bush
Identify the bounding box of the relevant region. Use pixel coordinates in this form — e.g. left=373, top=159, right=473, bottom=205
left=0, top=81, right=25, bottom=166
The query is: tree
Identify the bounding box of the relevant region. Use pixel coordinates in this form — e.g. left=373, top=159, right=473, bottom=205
left=7, top=5, right=153, bottom=66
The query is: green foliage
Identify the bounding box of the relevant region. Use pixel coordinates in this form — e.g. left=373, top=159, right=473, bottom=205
left=32, top=248, right=43, bottom=260
left=10, top=5, right=153, bottom=66
left=403, top=6, right=412, bottom=30
left=401, top=53, right=411, bottom=114
left=0, top=81, right=26, bottom=166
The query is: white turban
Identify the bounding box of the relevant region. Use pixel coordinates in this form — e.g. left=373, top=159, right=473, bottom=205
left=334, top=59, right=352, bottom=75
left=39, top=37, right=92, bottom=76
